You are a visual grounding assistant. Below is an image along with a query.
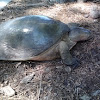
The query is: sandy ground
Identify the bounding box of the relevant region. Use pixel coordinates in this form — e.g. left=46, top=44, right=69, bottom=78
left=0, top=0, right=100, bottom=100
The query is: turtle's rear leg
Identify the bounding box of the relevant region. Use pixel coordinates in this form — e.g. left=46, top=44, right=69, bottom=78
left=59, top=41, right=80, bottom=69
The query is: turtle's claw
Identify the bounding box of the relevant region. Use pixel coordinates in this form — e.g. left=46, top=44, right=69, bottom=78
left=63, top=57, right=80, bottom=69
left=64, top=58, right=80, bottom=69
left=71, top=58, right=80, bottom=69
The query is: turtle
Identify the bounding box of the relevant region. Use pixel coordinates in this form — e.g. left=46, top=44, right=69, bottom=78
left=0, top=15, right=91, bottom=68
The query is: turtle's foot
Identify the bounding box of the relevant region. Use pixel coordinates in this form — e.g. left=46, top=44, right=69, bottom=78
left=63, top=58, right=80, bottom=69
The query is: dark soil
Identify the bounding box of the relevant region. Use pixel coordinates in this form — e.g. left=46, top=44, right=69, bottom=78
left=0, top=0, right=100, bottom=100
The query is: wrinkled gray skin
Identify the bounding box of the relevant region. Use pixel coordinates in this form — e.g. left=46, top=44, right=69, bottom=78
left=0, top=15, right=91, bottom=68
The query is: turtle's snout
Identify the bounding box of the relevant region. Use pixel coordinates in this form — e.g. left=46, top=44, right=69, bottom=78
left=81, top=29, right=91, bottom=41
left=69, top=27, right=91, bottom=42
left=87, top=32, right=92, bottom=40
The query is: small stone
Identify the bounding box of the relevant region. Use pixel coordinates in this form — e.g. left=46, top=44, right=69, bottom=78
left=65, top=67, right=71, bottom=73
left=9, top=16, right=14, bottom=19
left=92, top=90, right=100, bottom=96
left=0, top=11, right=3, bottom=15
left=45, top=67, right=50, bottom=72
left=84, top=14, right=89, bottom=18
left=89, top=6, right=100, bottom=19
left=93, top=19, right=98, bottom=23
left=20, top=73, right=35, bottom=84
left=80, top=94, right=91, bottom=100
left=75, top=81, right=81, bottom=86
left=90, top=11, right=99, bottom=19
left=56, top=66, right=62, bottom=69
left=1, top=86, right=15, bottom=97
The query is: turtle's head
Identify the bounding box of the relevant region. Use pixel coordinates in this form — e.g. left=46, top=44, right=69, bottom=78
left=69, top=27, right=91, bottom=42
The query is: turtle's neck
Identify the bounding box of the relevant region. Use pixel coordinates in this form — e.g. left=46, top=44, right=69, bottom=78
left=67, top=38, right=76, bottom=50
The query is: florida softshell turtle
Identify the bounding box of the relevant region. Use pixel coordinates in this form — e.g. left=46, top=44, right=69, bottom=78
left=0, top=15, right=91, bottom=67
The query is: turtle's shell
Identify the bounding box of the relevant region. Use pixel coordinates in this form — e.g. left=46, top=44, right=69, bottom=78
left=0, top=15, right=70, bottom=60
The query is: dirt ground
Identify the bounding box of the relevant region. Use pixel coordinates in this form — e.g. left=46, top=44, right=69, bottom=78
left=0, top=0, right=100, bottom=100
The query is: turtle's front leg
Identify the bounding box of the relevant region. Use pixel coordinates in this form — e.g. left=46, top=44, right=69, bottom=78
left=59, top=41, right=79, bottom=68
